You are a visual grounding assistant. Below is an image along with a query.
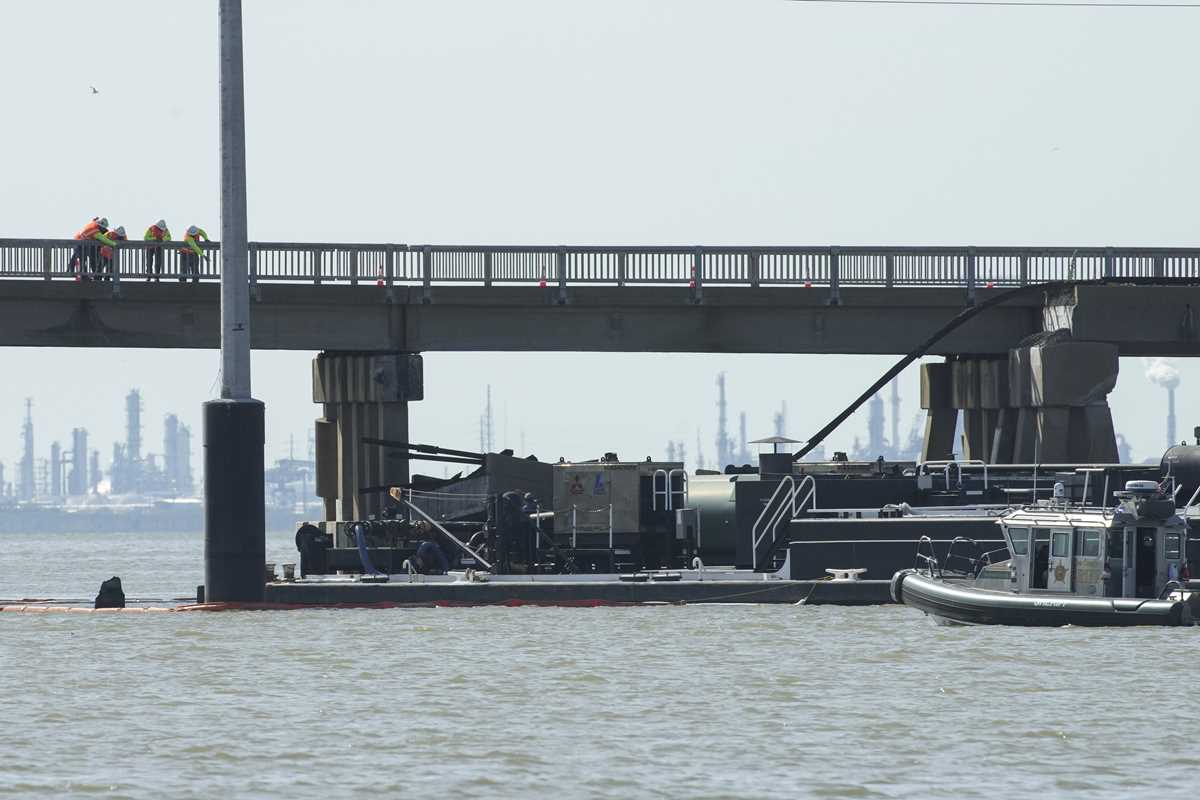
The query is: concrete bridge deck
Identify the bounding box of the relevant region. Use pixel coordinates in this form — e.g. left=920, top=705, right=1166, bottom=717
left=2, top=239, right=1198, bottom=355
left=0, top=279, right=1195, bottom=356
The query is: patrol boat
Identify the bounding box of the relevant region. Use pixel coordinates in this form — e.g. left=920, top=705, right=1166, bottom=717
left=891, top=480, right=1199, bottom=626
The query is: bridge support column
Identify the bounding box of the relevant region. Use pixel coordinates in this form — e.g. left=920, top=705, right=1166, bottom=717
left=921, top=334, right=1119, bottom=466
left=920, top=362, right=956, bottom=462
left=312, top=352, right=423, bottom=521
left=1009, top=334, right=1118, bottom=463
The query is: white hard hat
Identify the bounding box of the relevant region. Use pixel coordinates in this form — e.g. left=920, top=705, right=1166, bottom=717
left=114, top=225, right=126, bottom=237
left=187, top=225, right=199, bottom=235
left=97, top=217, right=109, bottom=228
left=155, top=219, right=166, bottom=230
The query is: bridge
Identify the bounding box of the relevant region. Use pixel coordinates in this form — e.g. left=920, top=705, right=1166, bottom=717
left=1, top=238, right=1198, bottom=355
left=5, top=237, right=1198, bottom=522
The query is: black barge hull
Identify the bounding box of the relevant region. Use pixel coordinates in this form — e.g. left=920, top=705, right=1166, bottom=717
left=265, top=578, right=894, bottom=607
left=891, top=570, right=1193, bottom=627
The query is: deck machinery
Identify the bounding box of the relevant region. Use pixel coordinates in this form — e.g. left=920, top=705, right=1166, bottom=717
left=296, top=452, right=694, bottom=578
left=294, top=443, right=1180, bottom=588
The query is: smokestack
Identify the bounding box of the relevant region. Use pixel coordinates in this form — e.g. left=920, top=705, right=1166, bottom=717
left=126, top=389, right=143, bottom=463
left=178, top=424, right=194, bottom=493
left=164, top=414, right=180, bottom=491
left=1143, top=358, right=1181, bottom=451
left=868, top=393, right=885, bottom=457
left=69, top=428, right=89, bottom=496
left=50, top=441, right=62, bottom=498
left=89, top=450, right=101, bottom=493
left=19, top=398, right=34, bottom=502
left=1168, top=385, right=1177, bottom=449
left=715, top=373, right=730, bottom=469
left=738, top=411, right=749, bottom=465
left=890, top=377, right=901, bottom=456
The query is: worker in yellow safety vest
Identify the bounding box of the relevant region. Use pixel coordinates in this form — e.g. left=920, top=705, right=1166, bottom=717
left=71, top=217, right=114, bottom=280
left=97, top=225, right=126, bottom=281
left=179, top=225, right=209, bottom=284
left=143, top=219, right=171, bottom=282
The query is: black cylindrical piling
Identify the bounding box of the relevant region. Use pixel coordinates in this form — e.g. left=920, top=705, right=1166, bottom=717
left=204, top=398, right=266, bottom=603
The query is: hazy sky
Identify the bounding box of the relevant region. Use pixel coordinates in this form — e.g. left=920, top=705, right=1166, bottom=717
left=3, top=0, right=1198, bottom=478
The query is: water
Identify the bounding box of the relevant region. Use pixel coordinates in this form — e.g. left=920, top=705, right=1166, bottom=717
left=1, top=532, right=1195, bottom=799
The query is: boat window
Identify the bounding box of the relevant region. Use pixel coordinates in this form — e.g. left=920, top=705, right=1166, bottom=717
left=1106, top=529, right=1123, bottom=560
left=1051, top=531, right=1071, bottom=558
left=1082, top=530, right=1101, bottom=558
left=1165, top=533, right=1182, bottom=559
left=1007, top=527, right=1029, bottom=555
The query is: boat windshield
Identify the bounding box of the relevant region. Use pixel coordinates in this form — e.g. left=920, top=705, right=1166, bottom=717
left=1006, top=526, right=1029, bottom=555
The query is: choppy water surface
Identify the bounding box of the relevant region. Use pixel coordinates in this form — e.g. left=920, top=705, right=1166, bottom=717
left=0, top=532, right=1195, bottom=799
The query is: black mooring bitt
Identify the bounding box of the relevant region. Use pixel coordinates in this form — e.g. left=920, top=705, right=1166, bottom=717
left=203, top=398, right=266, bottom=603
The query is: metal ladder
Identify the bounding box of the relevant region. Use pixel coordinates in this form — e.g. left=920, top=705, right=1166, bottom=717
left=751, top=474, right=817, bottom=570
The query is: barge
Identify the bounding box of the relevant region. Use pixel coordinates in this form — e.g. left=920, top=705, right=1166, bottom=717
left=266, top=439, right=1190, bottom=607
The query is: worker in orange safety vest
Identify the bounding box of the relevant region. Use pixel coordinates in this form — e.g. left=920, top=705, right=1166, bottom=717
left=71, top=217, right=114, bottom=280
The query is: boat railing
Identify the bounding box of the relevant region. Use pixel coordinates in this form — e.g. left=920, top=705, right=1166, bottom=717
left=918, top=460, right=989, bottom=491
left=751, top=475, right=817, bottom=570
left=1187, top=484, right=1200, bottom=509
left=791, top=475, right=817, bottom=520
left=567, top=503, right=615, bottom=549
left=914, top=535, right=941, bottom=578
left=652, top=469, right=689, bottom=512
left=944, top=536, right=999, bottom=577
left=652, top=469, right=670, bottom=511
left=979, top=545, right=1010, bottom=565
left=669, top=469, right=689, bottom=511
left=1158, top=580, right=1187, bottom=600
left=752, top=476, right=793, bottom=570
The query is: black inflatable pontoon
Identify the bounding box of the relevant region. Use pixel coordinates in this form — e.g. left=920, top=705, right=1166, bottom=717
left=891, top=569, right=1192, bottom=627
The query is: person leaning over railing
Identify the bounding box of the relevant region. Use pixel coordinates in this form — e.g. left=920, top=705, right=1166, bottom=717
left=143, top=219, right=171, bottom=282
left=96, top=225, right=126, bottom=282
left=179, top=224, right=209, bottom=283
left=70, top=216, right=114, bottom=280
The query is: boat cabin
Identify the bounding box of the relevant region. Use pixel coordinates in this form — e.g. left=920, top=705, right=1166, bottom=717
left=998, top=481, right=1187, bottom=598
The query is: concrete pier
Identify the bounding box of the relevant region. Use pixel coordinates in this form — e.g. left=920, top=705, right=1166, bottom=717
left=312, top=352, right=423, bottom=520
left=920, top=332, right=1119, bottom=464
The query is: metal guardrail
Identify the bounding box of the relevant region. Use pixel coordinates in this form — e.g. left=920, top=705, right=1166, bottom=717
left=2, top=239, right=1199, bottom=297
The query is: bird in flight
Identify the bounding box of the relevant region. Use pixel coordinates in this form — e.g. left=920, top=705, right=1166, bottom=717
left=90, top=86, right=99, bottom=95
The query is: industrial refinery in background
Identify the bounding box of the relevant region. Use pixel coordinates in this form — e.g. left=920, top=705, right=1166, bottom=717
left=1, top=362, right=1181, bottom=533
left=665, top=373, right=921, bottom=472
left=659, top=368, right=1168, bottom=473
left=0, top=389, right=317, bottom=532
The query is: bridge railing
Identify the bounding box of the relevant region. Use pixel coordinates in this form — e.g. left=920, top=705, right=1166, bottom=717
left=3, top=239, right=1199, bottom=291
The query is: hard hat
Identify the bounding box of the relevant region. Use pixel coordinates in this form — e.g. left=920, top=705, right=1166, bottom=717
left=97, top=217, right=109, bottom=228
left=154, top=219, right=166, bottom=230
left=114, top=225, right=126, bottom=237
left=187, top=225, right=199, bottom=235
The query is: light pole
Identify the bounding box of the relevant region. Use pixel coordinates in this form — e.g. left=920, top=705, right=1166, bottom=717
left=204, top=0, right=265, bottom=603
